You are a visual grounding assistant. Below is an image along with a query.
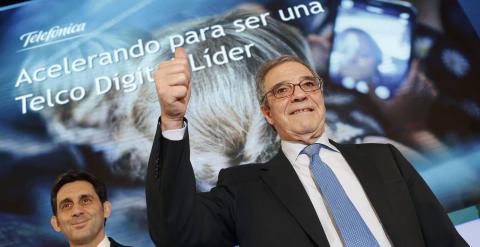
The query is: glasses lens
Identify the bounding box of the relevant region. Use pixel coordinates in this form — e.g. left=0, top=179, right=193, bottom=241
left=273, top=84, right=293, bottom=98
left=300, top=79, right=319, bottom=92
left=268, top=78, right=322, bottom=99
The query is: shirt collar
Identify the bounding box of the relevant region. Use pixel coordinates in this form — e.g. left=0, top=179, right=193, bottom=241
left=281, top=131, right=339, bottom=164
left=97, top=235, right=110, bottom=247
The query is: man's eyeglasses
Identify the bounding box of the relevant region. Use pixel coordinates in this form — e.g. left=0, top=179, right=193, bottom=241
left=262, top=76, right=323, bottom=103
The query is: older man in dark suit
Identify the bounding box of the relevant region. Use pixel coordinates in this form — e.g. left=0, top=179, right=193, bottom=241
left=145, top=48, right=467, bottom=247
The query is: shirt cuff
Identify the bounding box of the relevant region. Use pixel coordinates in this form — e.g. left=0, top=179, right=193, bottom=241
left=161, top=121, right=187, bottom=140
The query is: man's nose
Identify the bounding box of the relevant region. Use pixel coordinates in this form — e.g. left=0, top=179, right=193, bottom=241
left=291, top=84, right=307, bottom=102
left=71, top=204, right=85, bottom=217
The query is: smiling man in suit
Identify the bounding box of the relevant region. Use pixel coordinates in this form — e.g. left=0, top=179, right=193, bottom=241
left=146, top=48, right=467, bottom=246
left=50, top=170, right=130, bottom=247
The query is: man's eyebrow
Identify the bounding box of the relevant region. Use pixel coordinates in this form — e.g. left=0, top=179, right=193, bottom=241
left=299, top=75, right=316, bottom=80
left=59, top=198, right=73, bottom=206
left=274, top=76, right=316, bottom=86
left=79, top=194, right=94, bottom=199
left=273, top=80, right=288, bottom=86
left=58, top=193, right=94, bottom=204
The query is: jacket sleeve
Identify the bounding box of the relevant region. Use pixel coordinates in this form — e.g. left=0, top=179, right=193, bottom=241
left=145, top=122, right=237, bottom=247
left=388, top=144, right=469, bottom=247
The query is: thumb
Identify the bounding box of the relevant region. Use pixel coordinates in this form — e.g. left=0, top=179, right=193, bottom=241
left=397, top=59, right=420, bottom=94
left=175, top=47, right=187, bottom=59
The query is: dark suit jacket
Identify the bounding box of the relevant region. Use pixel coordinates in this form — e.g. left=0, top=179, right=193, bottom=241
left=109, top=237, right=130, bottom=247
left=145, top=126, right=468, bottom=247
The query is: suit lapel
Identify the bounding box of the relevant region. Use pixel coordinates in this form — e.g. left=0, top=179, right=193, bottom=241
left=108, top=237, right=121, bottom=247
left=260, top=151, right=329, bottom=247
left=330, top=141, right=401, bottom=245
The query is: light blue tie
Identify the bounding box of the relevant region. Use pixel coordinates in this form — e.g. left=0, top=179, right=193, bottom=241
left=301, top=143, right=380, bottom=247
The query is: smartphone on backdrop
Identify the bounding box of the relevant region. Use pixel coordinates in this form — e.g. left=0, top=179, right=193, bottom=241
left=328, top=0, right=415, bottom=100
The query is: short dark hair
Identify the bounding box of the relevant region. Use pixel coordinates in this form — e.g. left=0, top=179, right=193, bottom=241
left=50, top=170, right=108, bottom=216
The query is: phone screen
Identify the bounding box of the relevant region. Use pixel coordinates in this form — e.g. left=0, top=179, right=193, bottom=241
left=328, top=0, right=414, bottom=99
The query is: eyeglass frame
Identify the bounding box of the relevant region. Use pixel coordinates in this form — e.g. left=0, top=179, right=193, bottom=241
left=261, top=75, right=324, bottom=105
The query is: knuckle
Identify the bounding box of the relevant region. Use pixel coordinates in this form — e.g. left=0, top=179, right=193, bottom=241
left=177, top=73, right=187, bottom=83
left=183, top=63, right=190, bottom=73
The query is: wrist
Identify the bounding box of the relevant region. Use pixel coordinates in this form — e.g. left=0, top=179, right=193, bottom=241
left=160, top=116, right=184, bottom=130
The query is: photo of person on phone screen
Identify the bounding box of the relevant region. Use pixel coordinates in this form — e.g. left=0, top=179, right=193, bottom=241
left=327, top=0, right=412, bottom=100
left=330, top=27, right=383, bottom=92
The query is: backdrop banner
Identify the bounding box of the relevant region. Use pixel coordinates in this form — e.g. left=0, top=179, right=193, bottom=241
left=0, top=0, right=479, bottom=246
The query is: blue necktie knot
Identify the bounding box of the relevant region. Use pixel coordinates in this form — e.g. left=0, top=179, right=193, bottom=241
left=300, top=143, right=321, bottom=158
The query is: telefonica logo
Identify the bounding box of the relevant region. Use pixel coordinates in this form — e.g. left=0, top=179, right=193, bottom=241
left=18, top=22, right=86, bottom=51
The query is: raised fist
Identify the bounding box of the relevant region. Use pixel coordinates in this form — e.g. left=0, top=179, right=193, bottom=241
left=154, top=48, right=191, bottom=130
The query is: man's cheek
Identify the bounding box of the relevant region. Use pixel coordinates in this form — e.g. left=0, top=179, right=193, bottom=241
left=281, top=103, right=290, bottom=115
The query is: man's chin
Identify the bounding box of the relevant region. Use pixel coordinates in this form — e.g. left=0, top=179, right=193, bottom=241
left=68, top=228, right=97, bottom=245
left=281, top=126, right=323, bottom=143
left=70, top=235, right=93, bottom=246
left=294, top=124, right=322, bottom=135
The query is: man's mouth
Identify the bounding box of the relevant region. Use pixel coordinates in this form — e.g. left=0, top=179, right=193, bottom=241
left=290, top=107, right=314, bottom=115
left=71, top=219, right=89, bottom=228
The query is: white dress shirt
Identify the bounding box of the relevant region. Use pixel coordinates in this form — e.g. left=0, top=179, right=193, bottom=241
left=162, top=123, right=186, bottom=140
left=97, top=235, right=111, bottom=247
left=162, top=123, right=391, bottom=246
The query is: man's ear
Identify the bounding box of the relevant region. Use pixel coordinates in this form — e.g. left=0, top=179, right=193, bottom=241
left=51, top=216, right=62, bottom=232
left=103, top=201, right=112, bottom=219
left=260, top=105, right=274, bottom=125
